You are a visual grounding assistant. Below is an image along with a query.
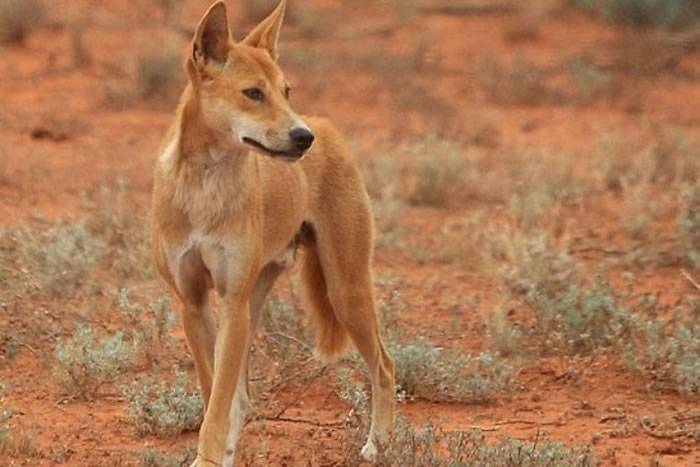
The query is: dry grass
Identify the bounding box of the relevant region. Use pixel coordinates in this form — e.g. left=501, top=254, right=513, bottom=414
left=680, top=183, right=700, bottom=267
left=391, top=340, right=515, bottom=403
left=123, top=370, right=202, bottom=436
left=116, top=288, right=176, bottom=367
left=375, top=417, right=598, bottom=466
left=477, top=56, right=551, bottom=106
left=136, top=53, right=183, bottom=104
left=137, top=445, right=197, bottom=467
left=0, top=0, right=45, bottom=44
left=576, top=0, right=699, bottom=28
left=0, top=221, right=103, bottom=307
left=408, top=136, right=467, bottom=206
left=53, top=325, right=134, bottom=400
left=361, top=153, right=406, bottom=249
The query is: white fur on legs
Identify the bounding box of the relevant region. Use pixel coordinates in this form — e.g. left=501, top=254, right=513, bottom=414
left=359, top=364, right=392, bottom=461
left=221, top=378, right=250, bottom=467
left=360, top=438, right=378, bottom=461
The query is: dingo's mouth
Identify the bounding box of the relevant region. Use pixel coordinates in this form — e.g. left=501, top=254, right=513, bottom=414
left=243, top=137, right=304, bottom=160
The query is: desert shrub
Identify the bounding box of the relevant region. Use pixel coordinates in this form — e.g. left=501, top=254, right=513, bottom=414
left=123, top=370, right=202, bottom=436
left=648, top=129, right=699, bottom=185
left=576, top=0, right=698, bottom=28
left=409, top=137, right=466, bottom=206
left=361, top=153, right=407, bottom=249
left=137, top=54, right=183, bottom=103
left=432, top=211, right=490, bottom=268
left=0, top=0, right=45, bottom=44
left=623, top=303, right=700, bottom=398
left=358, top=43, right=455, bottom=119
left=138, top=445, right=197, bottom=467
left=492, top=229, right=632, bottom=355
left=487, top=304, right=526, bottom=357
left=374, top=417, right=598, bottom=466
left=257, top=297, right=320, bottom=388
left=679, top=183, right=700, bottom=267
left=524, top=279, right=632, bottom=355
left=477, top=56, right=550, bottom=106
left=377, top=285, right=407, bottom=342
left=116, top=288, right=175, bottom=366
left=89, top=184, right=153, bottom=280
left=373, top=188, right=406, bottom=250
left=496, top=230, right=579, bottom=297
left=54, top=325, right=134, bottom=399
left=0, top=381, right=11, bottom=449
left=0, top=411, right=41, bottom=460
left=338, top=406, right=597, bottom=466
left=262, top=297, right=310, bottom=356
left=568, top=59, right=617, bottom=102
left=0, top=221, right=103, bottom=304
left=391, top=339, right=515, bottom=403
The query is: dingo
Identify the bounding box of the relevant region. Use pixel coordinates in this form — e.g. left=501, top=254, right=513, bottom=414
left=150, top=1, right=395, bottom=465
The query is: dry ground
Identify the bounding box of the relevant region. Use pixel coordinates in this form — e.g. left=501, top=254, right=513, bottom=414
left=1, top=0, right=700, bottom=466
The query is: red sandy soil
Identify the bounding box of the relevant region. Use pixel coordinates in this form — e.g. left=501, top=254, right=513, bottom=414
left=1, top=1, right=700, bottom=466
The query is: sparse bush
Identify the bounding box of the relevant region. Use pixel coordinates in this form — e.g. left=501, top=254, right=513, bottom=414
left=242, top=0, right=296, bottom=24
left=359, top=46, right=455, bottom=118
left=0, top=419, right=41, bottom=460
left=123, top=370, right=202, bottom=436
left=377, top=285, right=407, bottom=342
left=492, top=231, right=630, bottom=355
left=116, top=288, right=175, bottom=366
left=391, top=339, right=515, bottom=403
left=432, top=211, right=489, bottom=267
left=258, top=297, right=319, bottom=388
left=569, top=58, right=618, bottom=102
left=54, top=325, right=134, bottom=399
left=0, top=381, right=11, bottom=449
left=409, top=137, right=466, bottom=206
left=0, top=0, right=45, bottom=44
left=477, top=56, right=550, bottom=106
left=577, top=0, right=698, bottom=28
left=679, top=183, right=700, bottom=267
left=373, top=188, right=406, bottom=250
left=525, top=279, right=633, bottom=355
left=623, top=302, right=700, bottom=398
left=0, top=221, right=103, bottom=305
left=487, top=304, right=525, bottom=357
left=138, top=445, right=197, bottom=467
left=361, top=153, right=407, bottom=249
left=376, top=417, right=598, bottom=466
left=294, top=6, right=324, bottom=37
left=496, top=230, right=579, bottom=297
left=137, top=54, right=183, bottom=103
left=262, top=297, right=310, bottom=356
left=89, top=184, right=153, bottom=280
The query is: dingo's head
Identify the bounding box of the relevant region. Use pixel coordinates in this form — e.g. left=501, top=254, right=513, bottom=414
left=187, top=0, right=313, bottom=160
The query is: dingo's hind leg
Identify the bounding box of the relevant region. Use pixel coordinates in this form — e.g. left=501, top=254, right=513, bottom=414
left=305, top=204, right=395, bottom=460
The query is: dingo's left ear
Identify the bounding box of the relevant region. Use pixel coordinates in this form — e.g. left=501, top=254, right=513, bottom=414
left=242, top=0, right=286, bottom=61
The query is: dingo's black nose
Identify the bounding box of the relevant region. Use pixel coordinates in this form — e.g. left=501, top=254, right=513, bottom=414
left=290, top=127, right=314, bottom=151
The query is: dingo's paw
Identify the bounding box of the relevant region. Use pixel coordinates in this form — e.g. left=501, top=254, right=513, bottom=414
left=360, top=440, right=378, bottom=461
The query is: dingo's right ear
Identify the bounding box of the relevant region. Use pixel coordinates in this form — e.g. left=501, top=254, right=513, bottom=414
left=191, top=1, right=230, bottom=72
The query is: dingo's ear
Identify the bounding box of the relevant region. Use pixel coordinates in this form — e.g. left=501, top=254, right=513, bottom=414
left=242, top=0, right=286, bottom=61
left=192, top=1, right=231, bottom=69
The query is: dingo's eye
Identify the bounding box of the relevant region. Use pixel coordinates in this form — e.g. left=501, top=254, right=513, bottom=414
left=243, top=88, right=265, bottom=101
left=284, top=86, right=291, bottom=99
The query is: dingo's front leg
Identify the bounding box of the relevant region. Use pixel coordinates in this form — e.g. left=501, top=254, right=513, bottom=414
left=195, top=294, right=251, bottom=466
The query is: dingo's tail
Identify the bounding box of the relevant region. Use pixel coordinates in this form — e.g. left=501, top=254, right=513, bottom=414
left=300, top=234, right=351, bottom=361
